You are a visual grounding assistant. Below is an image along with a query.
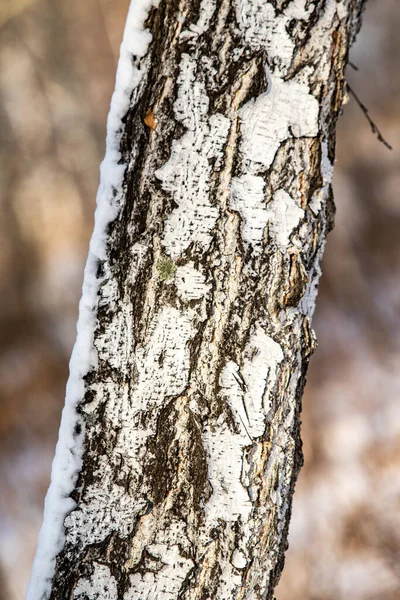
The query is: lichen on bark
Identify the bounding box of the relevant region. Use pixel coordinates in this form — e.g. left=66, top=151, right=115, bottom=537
left=28, top=0, right=366, bottom=599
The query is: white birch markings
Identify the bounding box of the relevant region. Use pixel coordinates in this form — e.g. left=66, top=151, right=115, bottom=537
left=236, top=0, right=311, bottom=73
left=175, top=262, right=210, bottom=301
left=268, top=190, right=305, bottom=250
left=201, top=327, right=284, bottom=595
left=219, top=328, right=284, bottom=441
left=27, top=0, right=365, bottom=598
left=155, top=53, right=230, bottom=259
left=310, top=141, right=334, bottom=215
left=238, top=76, right=319, bottom=170
left=230, top=175, right=269, bottom=254
left=127, top=545, right=194, bottom=600
left=65, top=306, right=196, bottom=546
left=73, top=564, right=118, bottom=600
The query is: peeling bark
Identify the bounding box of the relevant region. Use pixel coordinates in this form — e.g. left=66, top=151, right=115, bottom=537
left=28, top=1, right=366, bottom=599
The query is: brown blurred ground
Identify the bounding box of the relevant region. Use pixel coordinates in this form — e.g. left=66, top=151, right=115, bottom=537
left=0, top=1, right=399, bottom=599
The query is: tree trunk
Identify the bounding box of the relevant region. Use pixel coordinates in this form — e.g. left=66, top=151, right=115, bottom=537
left=28, top=1, right=365, bottom=598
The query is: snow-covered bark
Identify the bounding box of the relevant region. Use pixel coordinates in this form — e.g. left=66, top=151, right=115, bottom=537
left=27, top=0, right=365, bottom=598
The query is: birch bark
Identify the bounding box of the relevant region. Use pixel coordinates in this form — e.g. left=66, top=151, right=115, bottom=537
left=28, top=1, right=365, bottom=599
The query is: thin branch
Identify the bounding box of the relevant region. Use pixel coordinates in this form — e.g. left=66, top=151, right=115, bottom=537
left=347, top=83, right=393, bottom=150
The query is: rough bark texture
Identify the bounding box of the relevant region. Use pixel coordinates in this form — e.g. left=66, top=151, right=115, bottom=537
left=28, top=1, right=365, bottom=599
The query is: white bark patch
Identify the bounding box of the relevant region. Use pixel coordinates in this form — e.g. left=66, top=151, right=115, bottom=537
left=175, top=262, right=210, bottom=301
left=310, top=140, right=334, bottom=214
left=220, top=329, right=284, bottom=440
left=65, top=307, right=196, bottom=547
left=241, top=328, right=284, bottom=428
left=230, top=175, right=269, bottom=254
left=202, top=327, right=283, bottom=530
left=217, top=558, right=243, bottom=598
left=201, top=327, right=283, bottom=596
left=200, top=326, right=284, bottom=598
left=236, top=2, right=292, bottom=73
left=238, top=76, right=319, bottom=171
left=96, top=298, right=134, bottom=374
left=232, top=549, right=248, bottom=570
left=65, top=480, right=145, bottom=546
left=126, top=544, right=194, bottom=599
left=336, top=0, right=348, bottom=20
left=202, top=417, right=252, bottom=523
left=73, top=563, right=118, bottom=600
left=155, top=54, right=230, bottom=259
left=268, top=189, right=304, bottom=250
left=299, top=238, right=326, bottom=319
left=135, top=307, right=195, bottom=406
left=235, top=0, right=314, bottom=74
left=180, top=0, right=217, bottom=40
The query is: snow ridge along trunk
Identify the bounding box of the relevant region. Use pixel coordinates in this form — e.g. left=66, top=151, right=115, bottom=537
left=27, top=1, right=365, bottom=599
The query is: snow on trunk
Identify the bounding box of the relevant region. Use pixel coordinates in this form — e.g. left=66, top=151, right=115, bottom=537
left=27, top=0, right=365, bottom=598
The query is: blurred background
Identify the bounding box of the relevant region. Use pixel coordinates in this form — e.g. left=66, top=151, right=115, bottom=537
left=0, top=1, right=398, bottom=598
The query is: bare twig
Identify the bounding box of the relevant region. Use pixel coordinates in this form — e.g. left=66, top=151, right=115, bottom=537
left=347, top=83, right=393, bottom=150
left=348, top=61, right=359, bottom=71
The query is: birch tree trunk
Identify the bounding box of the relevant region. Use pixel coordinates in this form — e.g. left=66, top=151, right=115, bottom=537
left=28, top=1, right=365, bottom=599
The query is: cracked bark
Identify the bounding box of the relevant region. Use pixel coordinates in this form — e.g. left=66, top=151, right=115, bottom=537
left=28, top=1, right=366, bottom=599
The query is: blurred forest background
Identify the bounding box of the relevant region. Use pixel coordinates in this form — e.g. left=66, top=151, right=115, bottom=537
left=0, top=1, right=399, bottom=598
